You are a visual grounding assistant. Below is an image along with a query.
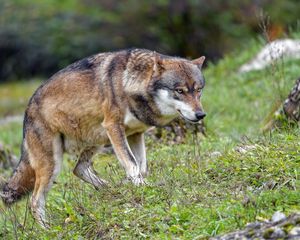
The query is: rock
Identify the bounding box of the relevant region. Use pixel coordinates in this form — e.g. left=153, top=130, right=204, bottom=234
left=289, top=227, right=300, bottom=237
left=239, top=39, right=300, bottom=73
left=272, top=211, right=286, bottom=222
left=269, top=227, right=286, bottom=238
left=211, top=213, right=300, bottom=240
left=263, top=77, right=300, bottom=131
left=283, top=78, right=300, bottom=122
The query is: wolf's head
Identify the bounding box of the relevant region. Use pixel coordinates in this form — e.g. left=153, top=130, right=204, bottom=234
left=150, top=54, right=206, bottom=123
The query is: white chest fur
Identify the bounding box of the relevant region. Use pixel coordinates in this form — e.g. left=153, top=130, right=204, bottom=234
left=124, top=109, right=141, bottom=127
left=124, top=108, right=148, bottom=133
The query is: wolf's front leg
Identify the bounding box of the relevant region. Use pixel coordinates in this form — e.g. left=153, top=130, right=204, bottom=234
left=127, top=132, right=147, bottom=177
left=104, top=124, right=144, bottom=185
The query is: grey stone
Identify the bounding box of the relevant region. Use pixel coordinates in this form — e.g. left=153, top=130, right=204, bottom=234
left=272, top=211, right=286, bottom=222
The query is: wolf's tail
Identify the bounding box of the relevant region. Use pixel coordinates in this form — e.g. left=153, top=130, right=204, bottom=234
left=1, top=148, right=35, bottom=205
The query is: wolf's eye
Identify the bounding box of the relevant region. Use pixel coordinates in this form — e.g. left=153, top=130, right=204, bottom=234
left=175, top=89, right=184, bottom=94
left=196, top=88, right=202, bottom=93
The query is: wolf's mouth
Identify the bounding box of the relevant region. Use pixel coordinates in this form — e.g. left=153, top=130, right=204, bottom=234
left=177, top=110, right=199, bottom=123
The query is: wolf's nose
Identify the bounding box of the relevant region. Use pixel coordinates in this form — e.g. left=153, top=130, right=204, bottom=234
left=195, top=111, right=206, bottom=120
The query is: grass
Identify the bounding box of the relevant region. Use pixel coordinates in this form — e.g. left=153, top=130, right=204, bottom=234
left=0, top=36, right=300, bottom=239
left=0, top=80, right=41, bottom=117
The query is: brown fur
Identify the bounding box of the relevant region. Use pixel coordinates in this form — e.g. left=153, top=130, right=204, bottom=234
left=1, top=49, right=206, bottom=227
left=2, top=158, right=35, bottom=204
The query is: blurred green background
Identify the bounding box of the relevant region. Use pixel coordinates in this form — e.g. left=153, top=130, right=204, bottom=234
left=1, top=0, right=300, bottom=82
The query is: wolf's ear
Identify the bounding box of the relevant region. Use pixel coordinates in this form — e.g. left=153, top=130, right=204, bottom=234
left=153, top=52, right=165, bottom=76
left=192, top=56, right=205, bottom=69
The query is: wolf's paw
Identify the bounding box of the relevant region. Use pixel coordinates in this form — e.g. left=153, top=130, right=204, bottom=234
left=94, top=179, right=110, bottom=190
left=130, top=176, right=145, bottom=186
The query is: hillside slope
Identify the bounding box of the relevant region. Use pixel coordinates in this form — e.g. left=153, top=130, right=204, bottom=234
left=0, top=37, right=300, bottom=239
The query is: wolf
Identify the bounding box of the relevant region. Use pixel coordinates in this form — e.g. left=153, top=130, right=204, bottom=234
left=1, top=49, right=206, bottom=227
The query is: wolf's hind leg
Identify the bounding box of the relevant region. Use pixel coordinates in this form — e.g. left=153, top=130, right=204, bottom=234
left=73, top=148, right=108, bottom=189
left=27, top=131, right=63, bottom=228
left=127, top=133, right=147, bottom=176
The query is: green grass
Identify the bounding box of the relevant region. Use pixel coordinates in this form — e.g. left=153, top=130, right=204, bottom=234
left=0, top=37, right=300, bottom=239
left=0, top=80, right=41, bottom=117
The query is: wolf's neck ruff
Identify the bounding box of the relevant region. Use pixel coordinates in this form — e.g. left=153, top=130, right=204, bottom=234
left=128, top=94, right=165, bottom=127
